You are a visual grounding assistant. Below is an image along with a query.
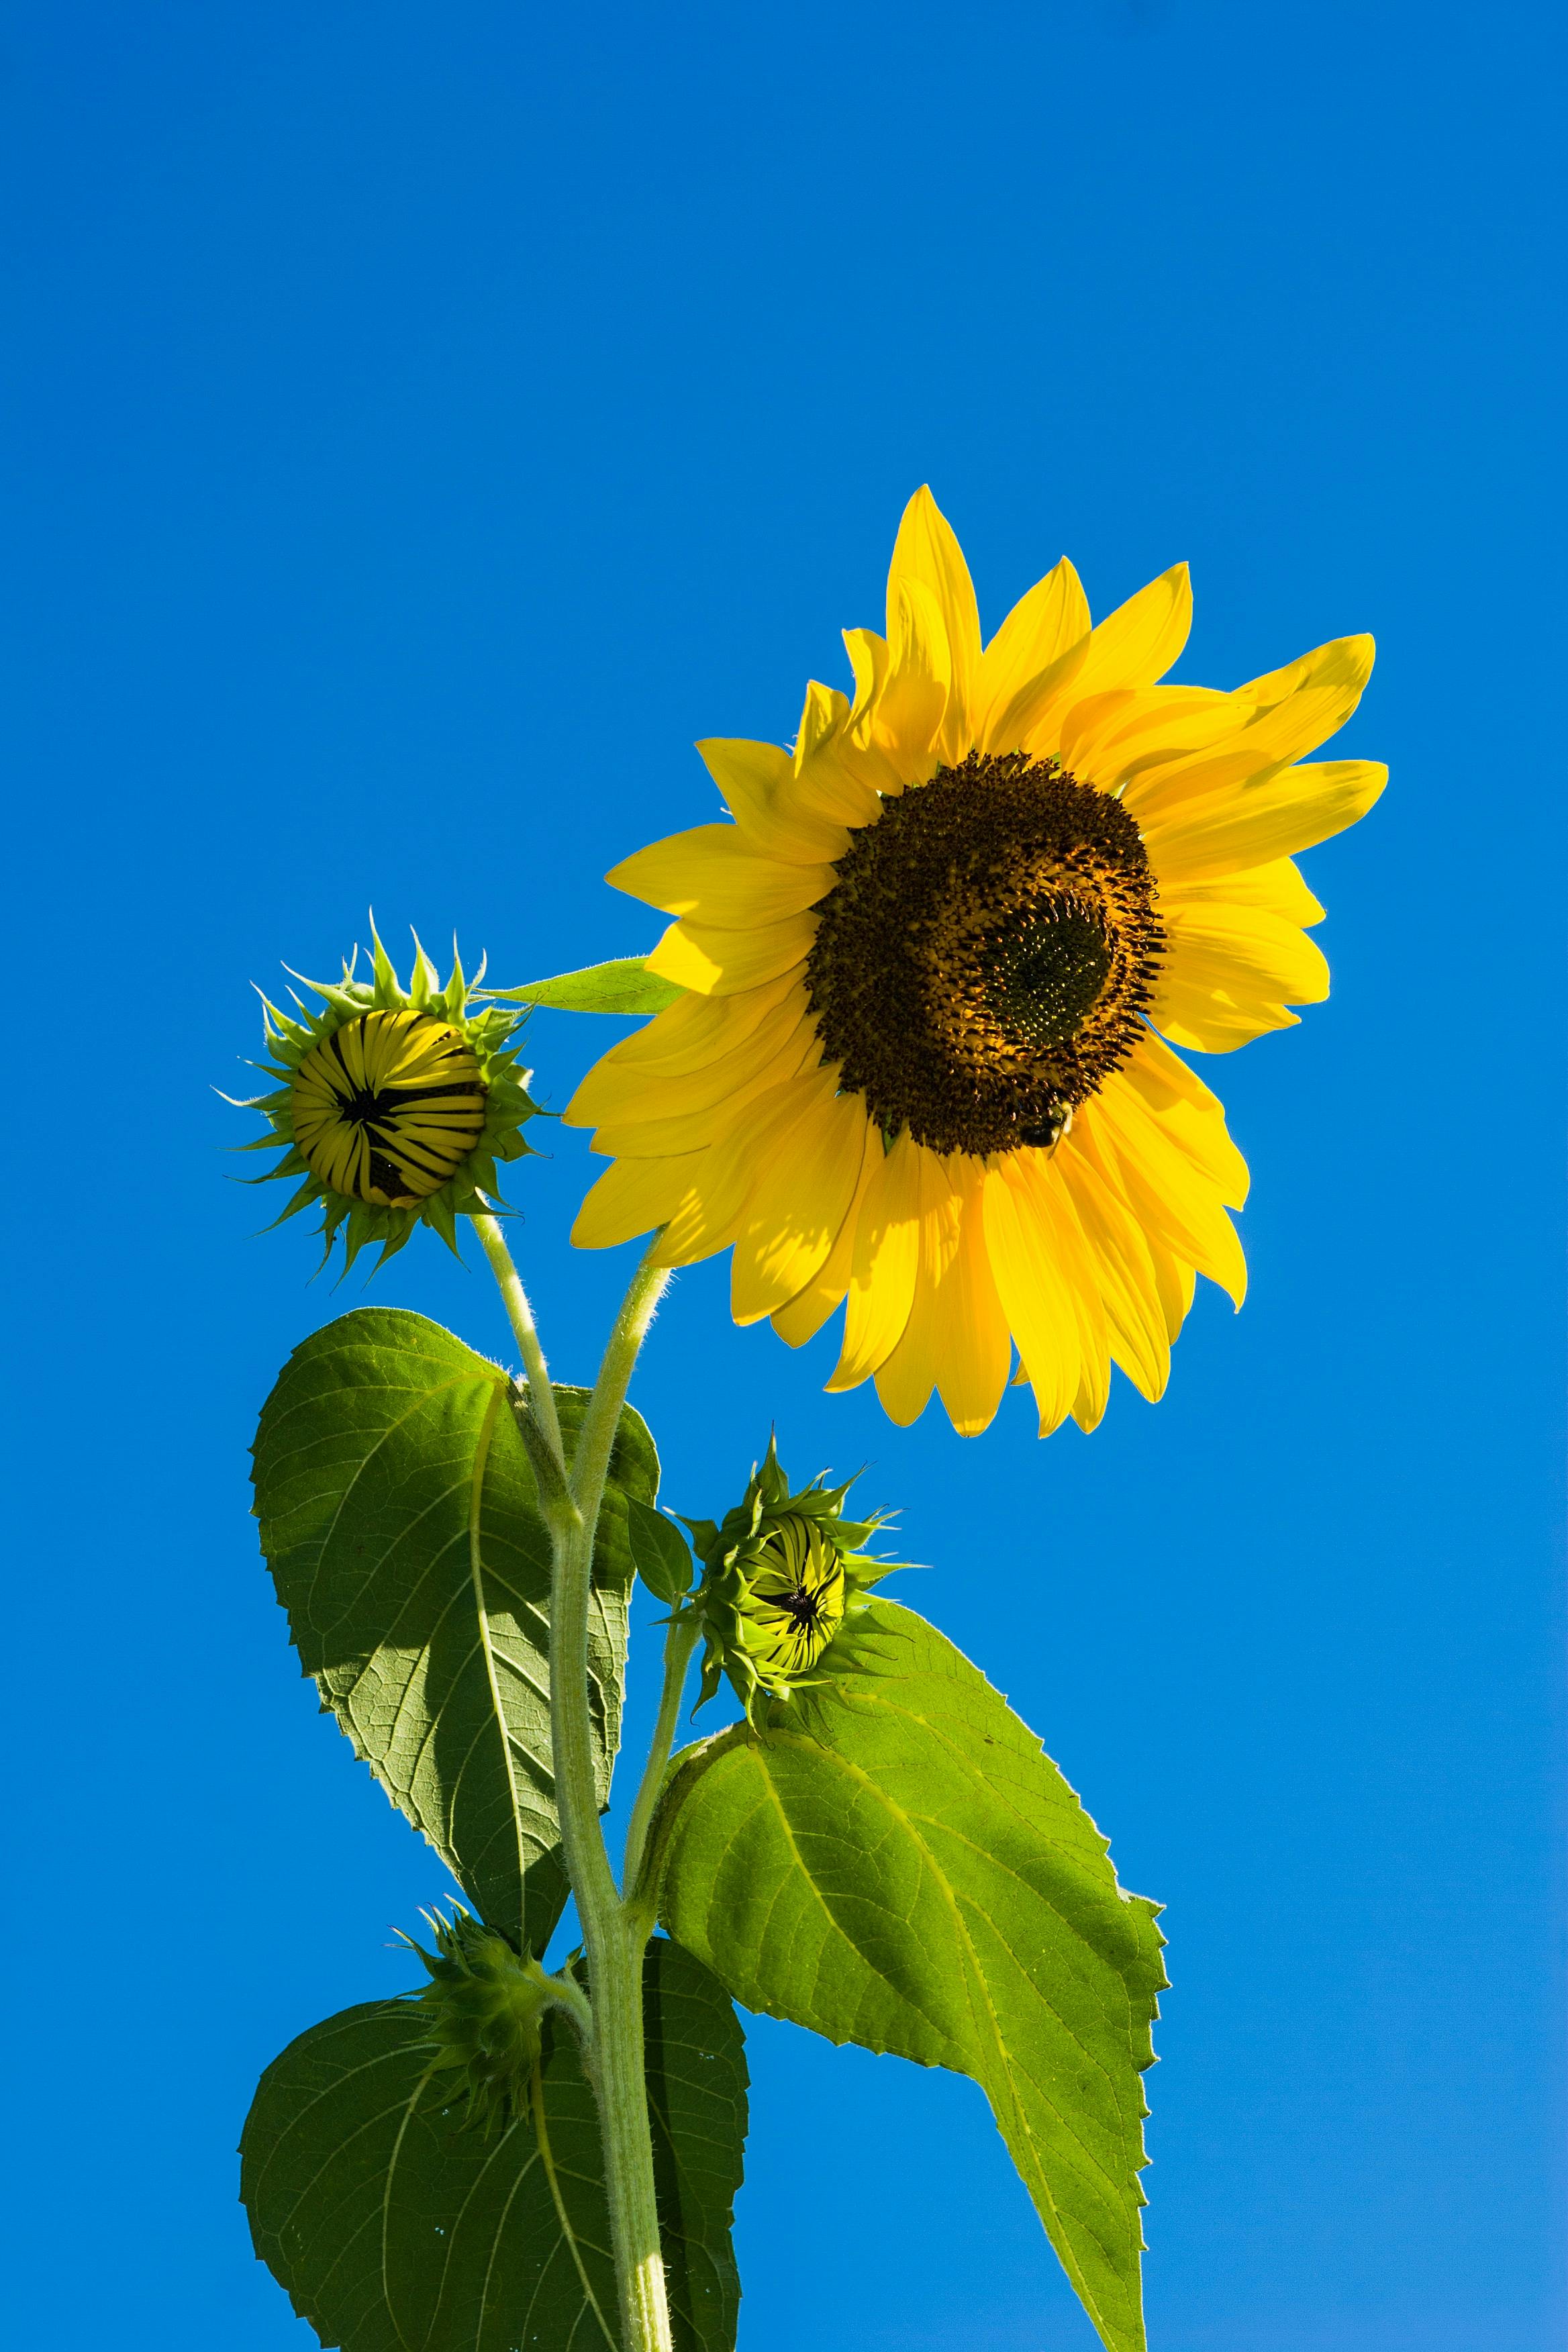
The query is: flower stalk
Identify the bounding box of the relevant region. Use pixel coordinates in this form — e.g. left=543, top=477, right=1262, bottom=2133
left=477, top=1220, right=675, bottom=2352
left=471, top=1207, right=565, bottom=1466
left=622, top=1613, right=701, bottom=1932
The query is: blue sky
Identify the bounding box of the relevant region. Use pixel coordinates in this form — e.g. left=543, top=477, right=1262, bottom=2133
left=3, top=4, right=1562, bottom=2347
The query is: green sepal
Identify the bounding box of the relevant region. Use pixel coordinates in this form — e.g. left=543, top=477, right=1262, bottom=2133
left=627, top=1496, right=697, bottom=1603
left=491, top=956, right=685, bottom=1014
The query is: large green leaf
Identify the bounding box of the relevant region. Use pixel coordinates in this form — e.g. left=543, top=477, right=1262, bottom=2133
left=651, top=1600, right=1166, bottom=2352
left=252, top=1308, right=657, bottom=1955
left=240, top=1937, right=747, bottom=2352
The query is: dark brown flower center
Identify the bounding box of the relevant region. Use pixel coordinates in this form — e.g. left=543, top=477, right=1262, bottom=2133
left=805, top=751, right=1163, bottom=1157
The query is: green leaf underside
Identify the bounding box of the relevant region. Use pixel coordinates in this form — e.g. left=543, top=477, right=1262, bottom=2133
left=652, top=1600, right=1167, bottom=2352
left=252, top=1310, right=658, bottom=1957
left=240, top=1937, right=747, bottom=2352
left=495, top=959, right=684, bottom=1015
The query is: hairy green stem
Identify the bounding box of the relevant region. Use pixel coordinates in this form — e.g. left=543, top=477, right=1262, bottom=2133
left=557, top=1247, right=674, bottom=2352
left=470, top=1210, right=566, bottom=1469
left=538, top=1965, right=595, bottom=2043
left=581, top=1902, right=673, bottom=2352
left=569, top=1251, right=673, bottom=1522
left=473, top=1226, right=677, bottom=2352
left=622, top=1614, right=700, bottom=1929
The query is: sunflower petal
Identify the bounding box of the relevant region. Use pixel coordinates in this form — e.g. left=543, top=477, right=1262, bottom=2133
left=568, top=991, right=812, bottom=1132
left=982, top=1156, right=1085, bottom=1436
left=697, top=737, right=849, bottom=865
left=1026, top=1157, right=1114, bottom=1432
left=649, top=1075, right=824, bottom=1267
left=566, top=973, right=800, bottom=1101
left=872, top=1149, right=965, bottom=1425
left=828, top=1128, right=925, bottom=1389
left=1142, top=759, right=1388, bottom=884
left=795, top=680, right=851, bottom=765
left=646, top=911, right=816, bottom=996
left=1153, top=904, right=1330, bottom=1055
left=1126, top=638, right=1375, bottom=822
left=794, top=742, right=887, bottom=832
left=608, top=824, right=836, bottom=928
left=730, top=1077, right=870, bottom=1324
left=1055, top=1147, right=1171, bottom=1402
left=590, top=1011, right=823, bottom=1159
left=1071, top=562, right=1192, bottom=696
left=1081, top=1077, right=1247, bottom=1306
left=870, top=576, right=950, bottom=775
left=771, top=1138, right=877, bottom=1347
left=1232, top=636, right=1375, bottom=712
left=1057, top=685, right=1239, bottom=790
left=887, top=486, right=981, bottom=761
left=1156, top=984, right=1299, bottom=1050
left=844, top=626, right=886, bottom=729
left=983, top=637, right=1095, bottom=761
left=1118, top=1030, right=1249, bottom=1207
left=571, top=1148, right=703, bottom=1250
left=976, top=555, right=1090, bottom=742
left=1167, top=856, right=1324, bottom=928
left=924, top=1162, right=1013, bottom=1434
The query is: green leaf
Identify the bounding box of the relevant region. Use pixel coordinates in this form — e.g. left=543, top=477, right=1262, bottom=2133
left=240, top=1937, right=747, bottom=2352
left=493, top=958, right=685, bottom=1014
left=626, top=1497, right=695, bottom=1604
left=252, top=1308, right=658, bottom=1956
left=651, top=1600, right=1166, bottom=2352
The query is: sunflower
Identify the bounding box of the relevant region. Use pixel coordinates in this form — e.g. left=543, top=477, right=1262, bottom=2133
left=566, top=491, right=1383, bottom=1435
left=403, top=1906, right=554, bottom=2136
left=683, top=1439, right=899, bottom=1720
left=239, top=930, right=538, bottom=1271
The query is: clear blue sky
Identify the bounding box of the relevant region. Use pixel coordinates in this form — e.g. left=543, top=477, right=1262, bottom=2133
left=3, top=5, right=1561, bottom=2348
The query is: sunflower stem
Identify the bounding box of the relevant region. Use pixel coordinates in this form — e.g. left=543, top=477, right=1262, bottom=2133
left=568, top=1248, right=672, bottom=1526
left=538, top=1965, right=595, bottom=2043
left=469, top=1212, right=675, bottom=2349
left=622, top=1612, right=701, bottom=1931
left=548, top=1244, right=675, bottom=2352
left=470, top=1210, right=567, bottom=1469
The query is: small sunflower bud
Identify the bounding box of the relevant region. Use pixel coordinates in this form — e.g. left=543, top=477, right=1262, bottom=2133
left=233, top=926, right=539, bottom=1273
left=403, top=1908, right=554, bottom=2135
left=687, top=1438, right=902, bottom=1722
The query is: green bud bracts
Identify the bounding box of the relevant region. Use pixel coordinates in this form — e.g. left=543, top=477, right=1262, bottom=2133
left=686, top=1438, right=902, bottom=1722
left=234, top=926, right=540, bottom=1273
left=403, top=1908, right=555, bottom=2135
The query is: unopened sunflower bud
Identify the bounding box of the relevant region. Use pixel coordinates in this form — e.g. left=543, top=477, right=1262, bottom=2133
left=688, top=1437, right=901, bottom=1722
left=403, top=1908, right=553, bottom=2135
left=233, top=926, right=539, bottom=1273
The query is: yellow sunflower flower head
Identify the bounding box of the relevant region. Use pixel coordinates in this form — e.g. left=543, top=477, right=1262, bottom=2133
left=685, top=1436, right=901, bottom=1724
left=238, top=928, right=539, bottom=1273
left=567, top=489, right=1385, bottom=1436
left=401, top=1906, right=554, bottom=2137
